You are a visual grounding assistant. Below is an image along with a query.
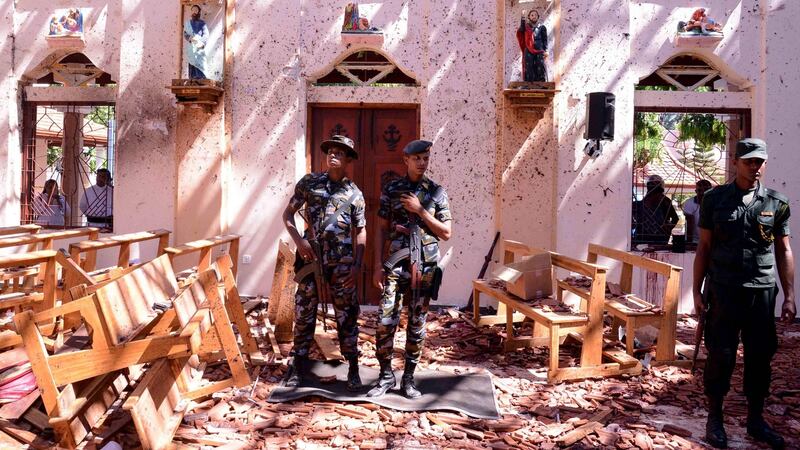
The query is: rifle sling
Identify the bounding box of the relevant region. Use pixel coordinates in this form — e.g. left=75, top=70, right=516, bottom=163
left=320, top=191, right=360, bottom=232
left=294, top=191, right=360, bottom=282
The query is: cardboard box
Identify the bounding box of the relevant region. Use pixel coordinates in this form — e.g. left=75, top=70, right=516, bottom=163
left=494, top=252, right=553, bottom=300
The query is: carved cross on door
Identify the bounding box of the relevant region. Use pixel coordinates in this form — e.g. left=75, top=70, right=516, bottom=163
left=330, top=123, right=349, bottom=137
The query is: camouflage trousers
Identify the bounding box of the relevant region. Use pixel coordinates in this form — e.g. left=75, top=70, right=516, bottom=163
left=375, top=263, right=436, bottom=364
left=292, top=263, right=360, bottom=359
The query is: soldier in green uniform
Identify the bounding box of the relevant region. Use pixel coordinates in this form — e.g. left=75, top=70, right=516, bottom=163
left=282, top=135, right=367, bottom=391
left=694, top=138, right=796, bottom=449
left=367, top=140, right=452, bottom=399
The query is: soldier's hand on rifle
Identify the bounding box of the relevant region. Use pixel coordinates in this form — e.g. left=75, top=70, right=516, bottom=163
left=781, top=295, right=797, bottom=324
left=373, top=267, right=384, bottom=291
left=400, top=193, right=424, bottom=215
left=297, top=239, right=315, bottom=262
left=692, top=289, right=705, bottom=316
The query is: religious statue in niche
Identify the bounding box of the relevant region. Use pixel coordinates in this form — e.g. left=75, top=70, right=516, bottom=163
left=48, top=8, right=84, bottom=36
left=181, top=3, right=224, bottom=81
left=677, top=8, right=723, bottom=36
left=342, top=2, right=380, bottom=32
left=170, top=2, right=225, bottom=109
left=184, top=4, right=210, bottom=79
left=516, top=9, right=548, bottom=83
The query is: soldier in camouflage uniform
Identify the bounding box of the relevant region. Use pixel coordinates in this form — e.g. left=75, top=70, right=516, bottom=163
left=281, top=135, right=367, bottom=391
left=367, top=140, right=452, bottom=399
left=694, top=139, right=795, bottom=449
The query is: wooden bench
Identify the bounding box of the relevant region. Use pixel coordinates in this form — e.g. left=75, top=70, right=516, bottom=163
left=473, top=240, right=641, bottom=383
left=68, top=229, right=171, bottom=272
left=0, top=228, right=100, bottom=296
left=586, top=243, right=682, bottom=363
left=163, top=234, right=241, bottom=282
left=14, top=255, right=250, bottom=449
left=0, top=225, right=40, bottom=237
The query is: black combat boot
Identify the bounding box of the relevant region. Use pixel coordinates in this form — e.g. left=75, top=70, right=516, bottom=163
left=284, top=355, right=307, bottom=387
left=705, top=395, right=728, bottom=449
left=747, top=397, right=785, bottom=449
left=346, top=354, right=363, bottom=392
left=400, top=360, right=422, bottom=399
left=366, top=359, right=395, bottom=398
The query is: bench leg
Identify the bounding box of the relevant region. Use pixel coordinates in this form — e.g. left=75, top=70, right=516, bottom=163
left=549, top=324, right=560, bottom=373
left=503, top=306, right=515, bottom=352
left=472, top=288, right=481, bottom=325
left=625, top=318, right=636, bottom=355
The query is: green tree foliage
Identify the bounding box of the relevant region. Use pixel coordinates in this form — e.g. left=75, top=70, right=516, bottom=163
left=86, top=106, right=114, bottom=127
left=677, top=114, right=727, bottom=181
left=634, top=112, right=663, bottom=168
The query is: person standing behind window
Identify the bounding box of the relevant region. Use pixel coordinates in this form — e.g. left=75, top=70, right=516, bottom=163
left=683, top=179, right=713, bottom=243
left=33, top=179, right=70, bottom=227
left=80, top=168, right=113, bottom=230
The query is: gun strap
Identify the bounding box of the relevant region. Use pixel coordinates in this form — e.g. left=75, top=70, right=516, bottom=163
left=319, top=191, right=360, bottom=232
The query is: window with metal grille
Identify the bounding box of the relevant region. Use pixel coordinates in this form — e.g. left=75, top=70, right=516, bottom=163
left=21, top=105, right=116, bottom=231
left=631, top=109, right=748, bottom=250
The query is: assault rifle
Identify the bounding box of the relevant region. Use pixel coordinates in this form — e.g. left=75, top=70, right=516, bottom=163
left=292, top=192, right=360, bottom=332
left=691, top=278, right=710, bottom=374
left=383, top=187, right=445, bottom=304
left=293, top=209, right=333, bottom=331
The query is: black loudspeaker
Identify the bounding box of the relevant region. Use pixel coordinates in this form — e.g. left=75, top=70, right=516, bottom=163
left=584, top=92, right=615, bottom=141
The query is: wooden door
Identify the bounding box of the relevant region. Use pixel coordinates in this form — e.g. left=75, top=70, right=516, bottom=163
left=310, top=105, right=419, bottom=304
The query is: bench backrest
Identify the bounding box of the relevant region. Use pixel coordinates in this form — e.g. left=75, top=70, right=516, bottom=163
left=0, top=224, right=40, bottom=237
left=586, top=243, right=681, bottom=294
left=69, top=229, right=171, bottom=271
left=164, top=234, right=240, bottom=277
left=93, top=253, right=178, bottom=345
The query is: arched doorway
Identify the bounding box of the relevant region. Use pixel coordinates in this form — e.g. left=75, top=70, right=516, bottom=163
left=309, top=50, right=420, bottom=304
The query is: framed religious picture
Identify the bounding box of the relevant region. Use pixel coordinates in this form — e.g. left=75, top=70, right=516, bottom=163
left=180, top=1, right=224, bottom=81
left=48, top=8, right=84, bottom=37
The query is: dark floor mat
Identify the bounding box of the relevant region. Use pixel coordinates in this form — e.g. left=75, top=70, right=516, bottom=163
left=268, top=360, right=500, bottom=420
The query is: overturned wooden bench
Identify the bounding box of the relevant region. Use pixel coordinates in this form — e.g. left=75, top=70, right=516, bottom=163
left=15, top=254, right=251, bottom=449
left=586, top=243, right=683, bottom=364
left=473, top=240, right=641, bottom=383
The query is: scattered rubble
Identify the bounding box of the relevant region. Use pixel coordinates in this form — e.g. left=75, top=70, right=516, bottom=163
left=2, top=304, right=798, bottom=449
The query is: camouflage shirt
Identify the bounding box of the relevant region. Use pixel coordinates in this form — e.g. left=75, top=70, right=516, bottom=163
left=378, top=175, right=452, bottom=264
left=289, top=172, right=366, bottom=265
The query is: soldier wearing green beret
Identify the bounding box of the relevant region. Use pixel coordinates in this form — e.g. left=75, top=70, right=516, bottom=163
left=367, top=140, right=453, bottom=398
left=694, top=138, right=796, bottom=449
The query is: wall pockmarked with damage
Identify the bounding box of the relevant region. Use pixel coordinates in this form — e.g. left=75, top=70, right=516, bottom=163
left=114, top=0, right=178, bottom=254
left=1, top=1, right=17, bottom=225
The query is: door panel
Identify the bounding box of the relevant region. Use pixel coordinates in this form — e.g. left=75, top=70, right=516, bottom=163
left=310, top=106, right=419, bottom=304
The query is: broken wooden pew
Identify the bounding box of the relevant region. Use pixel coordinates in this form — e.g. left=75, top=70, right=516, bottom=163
left=68, top=228, right=171, bottom=273
left=121, top=267, right=251, bottom=450
left=0, top=228, right=100, bottom=299
left=163, top=234, right=241, bottom=282
left=472, top=239, right=641, bottom=383
left=14, top=256, right=250, bottom=448
left=267, top=240, right=296, bottom=343
left=586, top=243, right=683, bottom=364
